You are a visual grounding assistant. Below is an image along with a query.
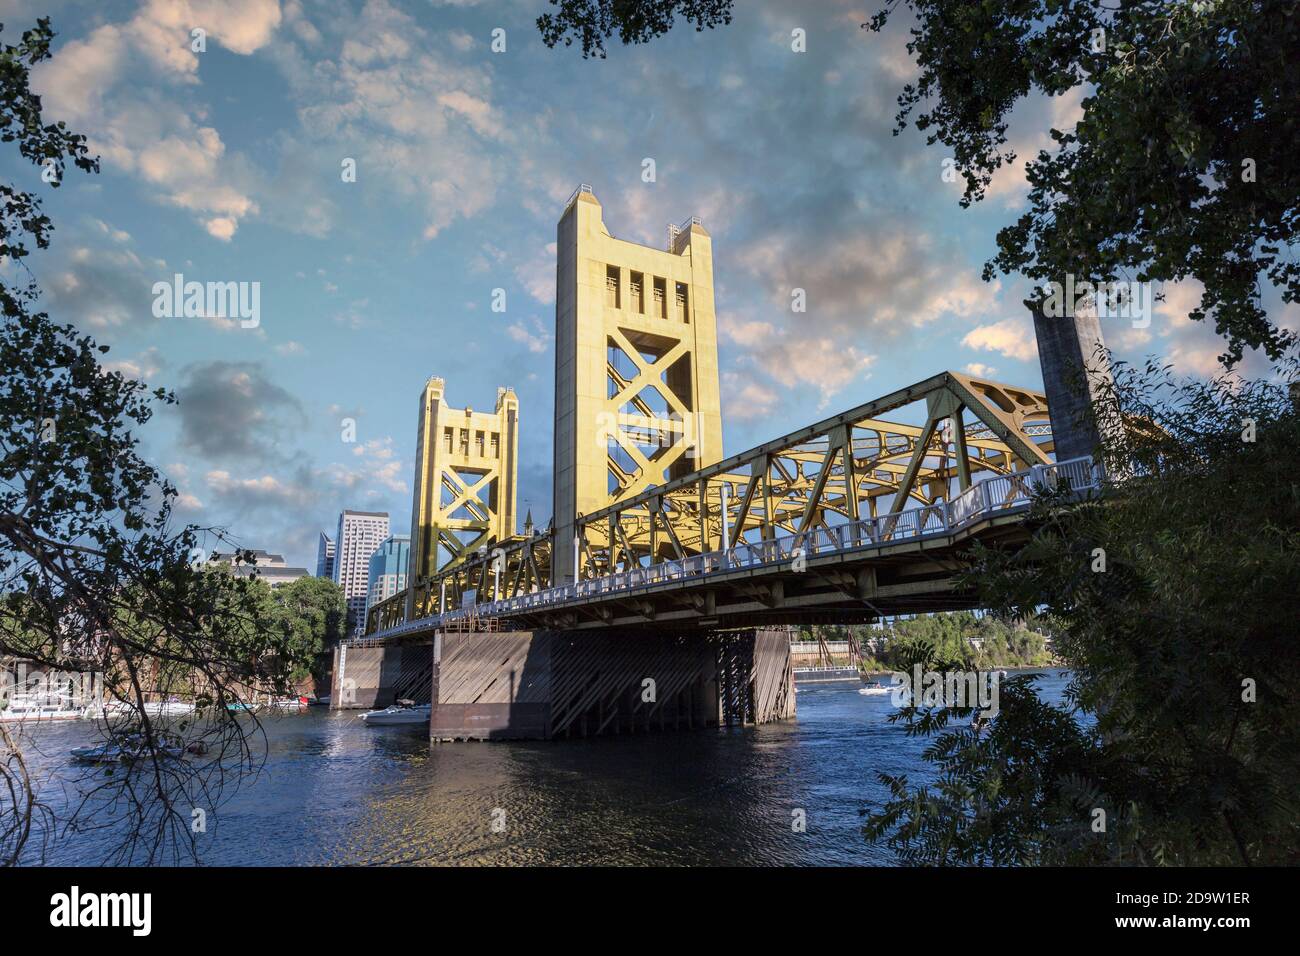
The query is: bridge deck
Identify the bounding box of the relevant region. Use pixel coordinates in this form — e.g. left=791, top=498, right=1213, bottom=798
left=364, top=457, right=1098, bottom=639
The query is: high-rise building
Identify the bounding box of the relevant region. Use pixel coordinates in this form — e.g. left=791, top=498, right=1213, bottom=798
left=405, top=377, right=519, bottom=619
left=333, top=510, right=389, bottom=635
left=365, top=535, right=410, bottom=621
left=315, top=532, right=335, bottom=579
left=552, top=185, right=723, bottom=582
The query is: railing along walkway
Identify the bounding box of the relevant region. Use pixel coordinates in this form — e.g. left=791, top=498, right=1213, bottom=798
left=367, top=456, right=1099, bottom=641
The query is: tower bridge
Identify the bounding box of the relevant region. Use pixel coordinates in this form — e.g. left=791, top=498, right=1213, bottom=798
left=342, top=186, right=1104, bottom=741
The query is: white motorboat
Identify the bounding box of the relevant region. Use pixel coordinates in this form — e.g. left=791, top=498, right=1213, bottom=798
left=0, top=693, right=97, bottom=722
left=105, top=697, right=196, bottom=718
left=858, top=685, right=892, bottom=697
left=269, top=696, right=308, bottom=712
left=360, top=702, right=432, bottom=726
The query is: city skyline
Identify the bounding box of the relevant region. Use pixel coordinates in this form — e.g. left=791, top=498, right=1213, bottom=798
left=3, top=0, right=1293, bottom=575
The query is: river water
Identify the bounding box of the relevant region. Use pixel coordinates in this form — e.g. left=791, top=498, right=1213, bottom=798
left=14, top=670, right=1072, bottom=866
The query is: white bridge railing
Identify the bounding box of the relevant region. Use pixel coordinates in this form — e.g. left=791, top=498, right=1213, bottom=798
left=371, top=456, right=1099, bottom=640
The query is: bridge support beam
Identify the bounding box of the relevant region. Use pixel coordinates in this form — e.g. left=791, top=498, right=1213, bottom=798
left=429, top=627, right=794, bottom=741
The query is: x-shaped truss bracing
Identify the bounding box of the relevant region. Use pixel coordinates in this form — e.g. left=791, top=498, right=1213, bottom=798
left=374, top=370, right=1052, bottom=621
left=573, top=370, right=1052, bottom=580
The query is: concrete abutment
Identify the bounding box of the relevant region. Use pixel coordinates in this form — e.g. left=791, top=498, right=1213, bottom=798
left=331, top=628, right=795, bottom=741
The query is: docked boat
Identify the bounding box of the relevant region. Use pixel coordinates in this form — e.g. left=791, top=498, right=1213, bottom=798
left=360, top=701, right=432, bottom=726
left=269, top=696, right=308, bottom=712
left=147, top=699, right=196, bottom=717
left=104, top=697, right=196, bottom=718
left=793, top=665, right=862, bottom=684
left=1, top=693, right=98, bottom=722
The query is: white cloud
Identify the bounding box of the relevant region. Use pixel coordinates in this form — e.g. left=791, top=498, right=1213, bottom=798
left=515, top=242, right=558, bottom=304
left=104, top=347, right=166, bottom=382
left=326, top=437, right=407, bottom=495
left=90, top=218, right=132, bottom=243
left=722, top=372, right=781, bottom=422
left=962, top=318, right=1038, bottom=362
left=206, top=470, right=312, bottom=507
left=32, top=1, right=281, bottom=237
left=507, top=318, right=552, bottom=354
left=205, top=217, right=238, bottom=241
left=290, top=0, right=508, bottom=241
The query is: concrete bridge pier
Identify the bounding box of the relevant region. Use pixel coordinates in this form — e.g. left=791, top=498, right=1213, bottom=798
left=329, top=641, right=433, bottom=710
left=429, top=627, right=795, bottom=741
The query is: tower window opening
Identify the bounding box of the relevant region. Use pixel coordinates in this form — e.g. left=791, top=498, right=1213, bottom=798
left=459, top=428, right=469, bottom=455
left=675, top=283, right=689, bottom=322
left=630, top=272, right=644, bottom=313
left=491, top=432, right=500, bottom=458
left=653, top=277, right=666, bottom=318
left=605, top=265, right=621, bottom=309
left=443, top=428, right=453, bottom=452
left=475, top=430, right=485, bottom=456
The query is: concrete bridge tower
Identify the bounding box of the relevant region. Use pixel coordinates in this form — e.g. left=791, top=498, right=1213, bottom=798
left=1028, top=300, right=1116, bottom=464
left=405, top=377, right=519, bottom=619
left=552, top=186, right=724, bottom=583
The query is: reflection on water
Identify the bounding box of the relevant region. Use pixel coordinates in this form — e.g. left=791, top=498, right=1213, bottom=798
left=17, top=670, right=1073, bottom=866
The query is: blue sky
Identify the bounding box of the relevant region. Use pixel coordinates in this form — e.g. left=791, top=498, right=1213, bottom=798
left=2, top=0, right=1290, bottom=570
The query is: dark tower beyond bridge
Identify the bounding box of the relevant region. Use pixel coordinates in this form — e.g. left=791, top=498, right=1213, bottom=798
left=342, top=188, right=1101, bottom=740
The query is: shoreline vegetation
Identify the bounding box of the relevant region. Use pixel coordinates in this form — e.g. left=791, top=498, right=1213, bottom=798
left=795, top=611, right=1059, bottom=674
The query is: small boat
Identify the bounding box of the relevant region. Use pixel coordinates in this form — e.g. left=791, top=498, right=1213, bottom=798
left=360, top=701, right=432, bottom=726
left=1, top=693, right=96, bottom=722
left=225, top=701, right=257, bottom=713
left=104, top=697, right=196, bottom=718
left=269, top=696, right=308, bottom=712
left=146, top=699, right=196, bottom=717
left=70, top=734, right=184, bottom=764
left=858, top=685, right=892, bottom=697
left=309, top=695, right=331, bottom=707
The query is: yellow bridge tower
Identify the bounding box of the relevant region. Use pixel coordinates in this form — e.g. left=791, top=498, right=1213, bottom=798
left=405, top=377, right=519, bottom=619
left=552, top=186, right=724, bottom=583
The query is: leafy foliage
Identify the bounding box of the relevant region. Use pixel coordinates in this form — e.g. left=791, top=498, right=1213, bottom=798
left=872, top=0, right=1300, bottom=366
left=863, top=674, right=1104, bottom=866
left=804, top=612, right=1054, bottom=671
left=537, top=0, right=733, bottom=58
left=864, top=354, right=1300, bottom=864
left=270, top=574, right=347, bottom=681
left=0, top=18, right=318, bottom=865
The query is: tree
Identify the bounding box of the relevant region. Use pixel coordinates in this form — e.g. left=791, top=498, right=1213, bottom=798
left=272, top=575, right=346, bottom=682
left=539, top=0, right=1300, bottom=367
left=537, top=0, right=733, bottom=58
left=0, top=19, right=311, bottom=865
left=865, top=353, right=1300, bottom=864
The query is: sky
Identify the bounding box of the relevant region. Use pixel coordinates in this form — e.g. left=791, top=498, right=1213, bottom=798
left=2, top=0, right=1292, bottom=572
